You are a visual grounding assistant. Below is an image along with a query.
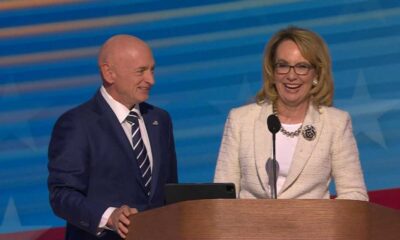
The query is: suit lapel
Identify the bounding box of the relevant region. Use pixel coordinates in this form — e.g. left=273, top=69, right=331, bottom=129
left=254, top=103, right=274, bottom=196
left=140, top=104, right=161, bottom=199
left=279, top=104, right=323, bottom=195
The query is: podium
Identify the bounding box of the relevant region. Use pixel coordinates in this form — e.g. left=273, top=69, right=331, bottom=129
left=127, top=199, right=400, bottom=240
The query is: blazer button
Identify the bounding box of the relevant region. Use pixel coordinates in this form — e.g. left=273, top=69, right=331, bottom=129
left=80, top=221, right=89, bottom=228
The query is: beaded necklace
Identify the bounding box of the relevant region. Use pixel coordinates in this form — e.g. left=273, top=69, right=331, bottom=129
left=272, top=103, right=303, bottom=138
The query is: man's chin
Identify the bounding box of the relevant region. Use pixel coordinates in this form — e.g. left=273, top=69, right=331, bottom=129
left=137, top=95, right=149, bottom=103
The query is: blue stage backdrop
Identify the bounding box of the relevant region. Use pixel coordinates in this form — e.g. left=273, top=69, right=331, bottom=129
left=0, top=0, right=399, bottom=232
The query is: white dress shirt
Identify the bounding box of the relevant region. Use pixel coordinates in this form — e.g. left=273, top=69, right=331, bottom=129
left=276, top=123, right=301, bottom=193
left=97, top=86, right=153, bottom=231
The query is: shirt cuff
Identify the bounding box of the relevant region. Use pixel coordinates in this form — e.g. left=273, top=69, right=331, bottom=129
left=97, top=207, right=117, bottom=235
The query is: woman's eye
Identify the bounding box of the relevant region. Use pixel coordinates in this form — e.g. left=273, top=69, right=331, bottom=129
left=297, top=64, right=310, bottom=69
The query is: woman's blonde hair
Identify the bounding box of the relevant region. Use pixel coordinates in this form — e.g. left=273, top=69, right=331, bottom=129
left=256, top=26, right=334, bottom=107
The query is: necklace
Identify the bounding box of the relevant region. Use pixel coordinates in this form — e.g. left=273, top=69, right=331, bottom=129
left=272, top=103, right=303, bottom=138
left=280, top=125, right=302, bottom=138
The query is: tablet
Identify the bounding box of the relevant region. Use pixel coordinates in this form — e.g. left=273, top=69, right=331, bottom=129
left=164, top=183, right=236, bottom=205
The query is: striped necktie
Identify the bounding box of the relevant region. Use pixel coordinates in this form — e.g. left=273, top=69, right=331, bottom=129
left=126, top=111, right=152, bottom=196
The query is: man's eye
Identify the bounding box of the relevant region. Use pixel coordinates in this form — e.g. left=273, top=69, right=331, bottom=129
left=135, top=69, right=145, bottom=75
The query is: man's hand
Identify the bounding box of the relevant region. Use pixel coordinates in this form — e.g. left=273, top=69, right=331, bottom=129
left=107, top=205, right=138, bottom=239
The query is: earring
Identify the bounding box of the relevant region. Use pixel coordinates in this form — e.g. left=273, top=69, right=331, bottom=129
left=312, top=79, right=318, bottom=86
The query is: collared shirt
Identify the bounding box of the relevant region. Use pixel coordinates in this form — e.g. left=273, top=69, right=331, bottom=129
left=97, top=86, right=154, bottom=232
left=100, top=86, right=153, bottom=169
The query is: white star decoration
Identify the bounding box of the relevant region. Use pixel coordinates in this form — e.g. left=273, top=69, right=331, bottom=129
left=0, top=80, right=41, bottom=151
left=208, top=70, right=400, bottom=150
left=336, top=70, right=400, bottom=149
left=209, top=74, right=258, bottom=114
left=0, top=198, right=50, bottom=239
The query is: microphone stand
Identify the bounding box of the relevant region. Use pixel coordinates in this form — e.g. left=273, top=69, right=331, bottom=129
left=271, top=132, right=277, bottom=199
left=267, top=114, right=280, bottom=199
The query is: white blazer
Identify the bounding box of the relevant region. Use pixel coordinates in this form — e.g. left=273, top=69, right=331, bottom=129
left=214, top=102, right=368, bottom=201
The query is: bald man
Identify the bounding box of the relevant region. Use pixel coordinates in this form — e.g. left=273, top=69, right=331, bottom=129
left=48, top=35, right=178, bottom=240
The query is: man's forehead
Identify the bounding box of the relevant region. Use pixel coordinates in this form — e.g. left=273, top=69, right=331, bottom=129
left=100, top=35, right=151, bottom=61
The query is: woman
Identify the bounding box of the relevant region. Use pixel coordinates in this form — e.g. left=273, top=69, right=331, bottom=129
left=214, top=26, right=368, bottom=200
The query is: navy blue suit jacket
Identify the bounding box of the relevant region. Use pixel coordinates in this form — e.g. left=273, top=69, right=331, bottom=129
left=48, top=91, right=178, bottom=240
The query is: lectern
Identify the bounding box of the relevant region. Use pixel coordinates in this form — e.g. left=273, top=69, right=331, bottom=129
left=127, top=199, right=400, bottom=240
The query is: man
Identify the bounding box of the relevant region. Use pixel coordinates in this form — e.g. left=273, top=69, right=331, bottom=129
left=48, top=35, right=178, bottom=239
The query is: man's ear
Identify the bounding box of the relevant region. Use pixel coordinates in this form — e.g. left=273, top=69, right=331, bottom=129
left=100, top=63, right=115, bottom=84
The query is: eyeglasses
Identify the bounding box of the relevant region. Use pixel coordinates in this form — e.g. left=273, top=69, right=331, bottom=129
left=274, top=63, right=314, bottom=75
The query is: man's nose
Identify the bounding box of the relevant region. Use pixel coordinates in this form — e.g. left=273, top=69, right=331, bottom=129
left=145, top=70, right=155, bottom=85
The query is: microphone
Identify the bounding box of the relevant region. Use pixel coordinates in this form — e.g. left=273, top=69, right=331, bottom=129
left=267, top=114, right=281, bottom=199
left=267, top=114, right=281, bottom=134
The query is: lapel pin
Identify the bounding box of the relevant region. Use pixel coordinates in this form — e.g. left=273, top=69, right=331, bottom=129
left=152, top=120, right=159, bottom=126
left=302, top=125, right=316, bottom=141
